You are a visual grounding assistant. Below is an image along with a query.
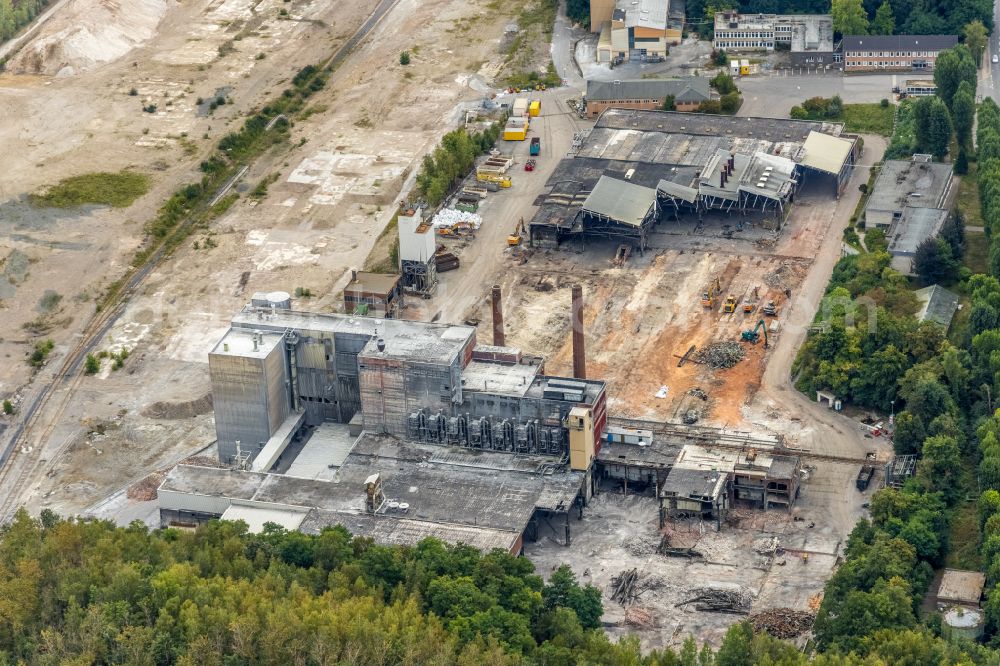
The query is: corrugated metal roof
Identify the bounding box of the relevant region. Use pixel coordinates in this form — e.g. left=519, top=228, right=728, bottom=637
left=799, top=131, right=854, bottom=176
left=586, top=78, right=711, bottom=104
left=581, top=176, right=657, bottom=226
left=657, top=179, right=699, bottom=203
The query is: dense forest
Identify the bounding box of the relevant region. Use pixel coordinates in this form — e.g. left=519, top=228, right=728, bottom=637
left=567, top=0, right=992, bottom=40
left=0, top=509, right=998, bottom=665
left=0, top=0, right=50, bottom=44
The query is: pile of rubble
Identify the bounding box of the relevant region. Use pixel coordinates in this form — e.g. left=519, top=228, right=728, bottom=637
left=677, top=586, right=754, bottom=614
left=695, top=342, right=745, bottom=369
left=127, top=471, right=166, bottom=501
left=623, top=606, right=654, bottom=628
left=750, top=608, right=815, bottom=638
left=764, top=263, right=795, bottom=289
left=623, top=535, right=660, bottom=556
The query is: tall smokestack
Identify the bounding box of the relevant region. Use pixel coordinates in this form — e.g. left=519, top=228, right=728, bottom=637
left=728, top=154, right=735, bottom=174
left=572, top=284, right=586, bottom=380
left=491, top=284, right=505, bottom=347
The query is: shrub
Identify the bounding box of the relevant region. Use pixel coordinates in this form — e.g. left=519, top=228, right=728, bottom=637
left=881, top=98, right=890, bottom=108
left=2, top=400, right=12, bottom=415
left=128, top=87, right=138, bottom=96
left=400, top=51, right=411, bottom=65
left=84, top=353, right=100, bottom=375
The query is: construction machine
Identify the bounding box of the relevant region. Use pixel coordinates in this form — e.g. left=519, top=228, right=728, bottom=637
left=763, top=301, right=778, bottom=316
left=744, top=286, right=759, bottom=314
left=701, top=278, right=721, bottom=308
left=507, top=217, right=525, bottom=247
left=723, top=295, right=737, bottom=314
left=741, top=319, right=769, bottom=348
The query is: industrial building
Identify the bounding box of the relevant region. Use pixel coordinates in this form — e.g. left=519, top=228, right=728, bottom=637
left=864, top=156, right=953, bottom=228
left=163, top=287, right=610, bottom=550
left=841, top=35, right=958, bottom=72
left=594, top=420, right=801, bottom=528
left=583, top=78, right=711, bottom=118
left=397, top=207, right=438, bottom=295
left=591, top=0, right=681, bottom=64
left=862, top=155, right=953, bottom=275
left=713, top=12, right=835, bottom=67
left=528, top=109, right=859, bottom=250
left=343, top=271, right=402, bottom=318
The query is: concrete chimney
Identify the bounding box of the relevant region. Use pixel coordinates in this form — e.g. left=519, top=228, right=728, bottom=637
left=491, top=284, right=505, bottom=347
left=728, top=153, right=735, bottom=174
left=572, top=284, right=586, bottom=380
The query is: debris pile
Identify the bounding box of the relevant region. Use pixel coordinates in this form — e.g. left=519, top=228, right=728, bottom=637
left=695, top=342, right=745, bottom=369
left=677, top=586, right=754, bottom=614
left=764, top=263, right=794, bottom=289
left=623, top=535, right=659, bottom=557
left=688, top=387, right=709, bottom=400
left=127, top=471, right=166, bottom=501
left=181, top=455, right=228, bottom=469
left=431, top=208, right=482, bottom=232
left=750, top=609, right=815, bottom=638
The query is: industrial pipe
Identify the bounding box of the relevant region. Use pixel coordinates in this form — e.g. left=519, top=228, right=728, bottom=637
left=491, top=284, right=505, bottom=346
left=572, top=284, right=586, bottom=380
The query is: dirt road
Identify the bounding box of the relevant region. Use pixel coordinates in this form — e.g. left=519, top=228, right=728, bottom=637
left=751, top=135, right=889, bottom=468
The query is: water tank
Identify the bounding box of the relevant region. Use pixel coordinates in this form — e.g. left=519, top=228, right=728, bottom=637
left=943, top=606, right=985, bottom=642
left=267, top=291, right=292, bottom=310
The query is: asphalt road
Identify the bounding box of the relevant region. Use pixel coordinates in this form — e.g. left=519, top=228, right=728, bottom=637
left=738, top=72, right=897, bottom=118
left=980, top=0, right=1000, bottom=101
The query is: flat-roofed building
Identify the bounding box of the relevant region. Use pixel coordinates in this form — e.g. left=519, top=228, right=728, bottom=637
left=841, top=34, right=958, bottom=72
left=713, top=12, right=835, bottom=66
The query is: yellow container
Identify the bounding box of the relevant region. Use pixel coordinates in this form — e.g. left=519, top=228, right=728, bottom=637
left=503, top=127, right=528, bottom=141
left=529, top=100, right=541, bottom=117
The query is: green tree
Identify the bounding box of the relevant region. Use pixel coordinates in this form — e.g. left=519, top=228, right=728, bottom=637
left=709, top=71, right=737, bottom=94
left=542, top=566, right=603, bottom=629
left=913, top=237, right=958, bottom=284
left=951, top=80, right=975, bottom=148
left=939, top=212, right=966, bottom=260
left=893, top=411, right=925, bottom=455
left=914, top=96, right=952, bottom=158
left=872, top=0, right=895, bottom=34
left=399, top=51, right=411, bottom=65
left=1, top=400, right=11, bottom=415
left=964, top=20, right=988, bottom=66
left=918, top=434, right=962, bottom=501
left=662, top=94, right=676, bottom=111
left=934, top=46, right=977, bottom=110
left=832, top=0, right=869, bottom=35
left=84, top=353, right=100, bottom=375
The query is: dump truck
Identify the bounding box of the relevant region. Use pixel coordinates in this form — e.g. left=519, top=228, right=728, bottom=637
left=529, top=99, right=541, bottom=117
left=530, top=137, right=540, bottom=156
left=723, top=295, right=737, bottom=313
left=856, top=454, right=877, bottom=491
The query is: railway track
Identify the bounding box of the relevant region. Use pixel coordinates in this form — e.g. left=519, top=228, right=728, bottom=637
left=0, top=0, right=403, bottom=521
left=607, top=416, right=878, bottom=466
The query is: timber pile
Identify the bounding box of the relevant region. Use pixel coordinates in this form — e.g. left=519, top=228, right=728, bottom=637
left=750, top=609, right=815, bottom=638
left=694, top=342, right=745, bottom=369
left=677, top=587, right=754, bottom=614
left=610, top=568, right=639, bottom=605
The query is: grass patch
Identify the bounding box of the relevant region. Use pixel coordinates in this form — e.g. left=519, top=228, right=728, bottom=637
left=30, top=171, right=150, bottom=209
left=965, top=229, right=989, bottom=274
left=838, top=103, right=895, bottom=136
left=946, top=498, right=982, bottom=570
left=957, top=161, right=984, bottom=228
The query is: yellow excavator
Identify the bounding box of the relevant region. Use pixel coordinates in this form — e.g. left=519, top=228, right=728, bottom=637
left=701, top=278, right=721, bottom=308
left=507, top=217, right=525, bottom=247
